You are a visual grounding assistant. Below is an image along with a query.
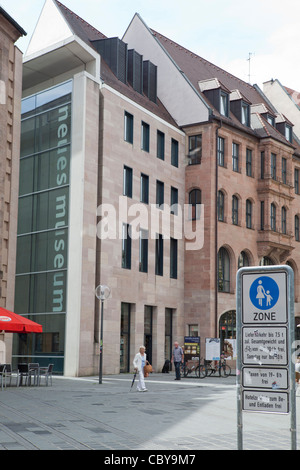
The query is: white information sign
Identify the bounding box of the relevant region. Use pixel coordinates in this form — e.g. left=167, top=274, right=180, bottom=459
left=243, top=390, right=289, bottom=414
left=242, top=326, right=287, bottom=366
left=242, top=367, right=288, bottom=390
left=205, top=338, right=220, bottom=361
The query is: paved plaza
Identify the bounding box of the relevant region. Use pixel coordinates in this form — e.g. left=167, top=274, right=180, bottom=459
left=0, top=371, right=299, bottom=451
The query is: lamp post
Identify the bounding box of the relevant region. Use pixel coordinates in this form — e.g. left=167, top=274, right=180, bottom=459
left=95, top=284, right=110, bottom=384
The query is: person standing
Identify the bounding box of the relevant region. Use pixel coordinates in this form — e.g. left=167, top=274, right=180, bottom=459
left=171, top=341, right=184, bottom=380
left=133, top=345, right=149, bottom=392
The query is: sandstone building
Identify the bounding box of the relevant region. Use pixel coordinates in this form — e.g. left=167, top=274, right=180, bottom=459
left=12, top=0, right=300, bottom=375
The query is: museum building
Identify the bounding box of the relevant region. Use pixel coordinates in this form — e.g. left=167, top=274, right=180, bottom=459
left=11, top=0, right=300, bottom=375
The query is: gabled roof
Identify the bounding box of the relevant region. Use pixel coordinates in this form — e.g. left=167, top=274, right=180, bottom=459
left=54, top=1, right=178, bottom=127
left=151, top=29, right=274, bottom=114
left=150, top=28, right=300, bottom=148
left=55, top=1, right=106, bottom=44
left=284, top=86, right=300, bottom=107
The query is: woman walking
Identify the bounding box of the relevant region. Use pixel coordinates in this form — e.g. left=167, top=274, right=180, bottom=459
left=133, top=346, right=149, bottom=392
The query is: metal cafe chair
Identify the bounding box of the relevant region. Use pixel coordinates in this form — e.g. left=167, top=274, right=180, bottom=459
left=18, top=363, right=30, bottom=386
left=28, top=363, right=40, bottom=386
left=3, top=364, right=19, bottom=387
left=39, top=364, right=53, bottom=386
left=0, top=364, right=6, bottom=390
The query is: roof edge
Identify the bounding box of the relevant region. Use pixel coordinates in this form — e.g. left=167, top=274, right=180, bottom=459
left=0, top=6, right=27, bottom=37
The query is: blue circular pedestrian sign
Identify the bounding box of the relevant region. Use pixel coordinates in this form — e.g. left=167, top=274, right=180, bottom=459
left=249, top=276, right=279, bottom=310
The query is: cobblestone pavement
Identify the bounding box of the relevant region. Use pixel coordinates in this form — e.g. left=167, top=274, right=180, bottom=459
left=0, top=372, right=298, bottom=451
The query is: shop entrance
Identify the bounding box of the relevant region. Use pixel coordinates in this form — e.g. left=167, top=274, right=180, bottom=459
left=219, top=310, right=236, bottom=357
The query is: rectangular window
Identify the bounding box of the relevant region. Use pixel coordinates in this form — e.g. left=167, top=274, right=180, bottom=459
left=140, top=173, right=149, bottom=204
left=155, top=233, right=163, bottom=276
left=157, top=130, right=165, bottom=160
left=188, top=134, right=202, bottom=165
left=218, top=136, right=225, bottom=166
left=220, top=91, right=228, bottom=117
left=141, top=121, right=150, bottom=152
left=281, top=207, right=287, bottom=234
left=232, top=196, right=239, bottom=225
left=139, top=229, right=148, bottom=273
left=170, top=238, right=178, bottom=279
left=285, top=125, right=292, bottom=143
left=260, top=201, right=265, bottom=231
left=271, top=204, right=276, bottom=231
left=295, top=215, right=299, bottom=242
left=260, top=151, right=265, bottom=179
left=267, top=114, right=275, bottom=126
left=156, top=180, right=164, bottom=208
left=171, top=138, right=179, bottom=167
left=123, top=166, right=132, bottom=198
left=124, top=111, right=133, bottom=143
left=232, top=143, right=239, bottom=172
left=120, top=303, right=131, bottom=373
left=246, top=148, right=252, bottom=176
left=241, top=103, right=249, bottom=126
left=246, top=200, right=252, bottom=229
left=295, top=168, right=299, bottom=194
left=122, top=223, right=131, bottom=269
left=282, top=157, right=287, bottom=184
left=271, top=153, right=276, bottom=180
left=170, top=186, right=178, bottom=215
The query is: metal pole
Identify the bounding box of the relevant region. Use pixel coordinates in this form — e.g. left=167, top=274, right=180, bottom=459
left=99, top=299, right=104, bottom=384
left=288, top=267, right=297, bottom=450
left=236, top=269, right=243, bottom=450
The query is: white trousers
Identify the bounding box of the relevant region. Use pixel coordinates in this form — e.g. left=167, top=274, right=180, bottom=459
left=137, top=370, right=146, bottom=390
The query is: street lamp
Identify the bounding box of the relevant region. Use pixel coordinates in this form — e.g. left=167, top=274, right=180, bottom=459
left=95, top=284, right=110, bottom=384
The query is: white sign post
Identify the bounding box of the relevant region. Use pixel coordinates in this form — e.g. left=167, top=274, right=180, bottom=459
left=236, top=265, right=296, bottom=450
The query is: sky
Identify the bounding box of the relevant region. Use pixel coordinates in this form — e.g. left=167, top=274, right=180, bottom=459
left=1, top=0, right=300, bottom=92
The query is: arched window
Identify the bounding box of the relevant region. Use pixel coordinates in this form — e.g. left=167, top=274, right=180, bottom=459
left=246, top=199, right=252, bottom=229
left=218, top=190, right=225, bottom=221
left=270, top=203, right=276, bottom=231
left=238, top=251, right=249, bottom=269
left=232, top=195, right=239, bottom=225
left=295, top=215, right=300, bottom=242
left=260, top=256, right=274, bottom=266
left=189, top=189, right=201, bottom=220
left=281, top=206, right=287, bottom=234
left=218, top=247, right=230, bottom=292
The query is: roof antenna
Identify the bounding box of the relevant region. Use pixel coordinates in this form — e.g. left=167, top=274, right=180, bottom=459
left=247, top=52, right=254, bottom=84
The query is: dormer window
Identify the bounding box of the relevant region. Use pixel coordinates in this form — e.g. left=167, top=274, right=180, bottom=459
left=220, top=91, right=229, bottom=117
left=198, top=78, right=230, bottom=118
left=285, top=124, right=292, bottom=143
left=241, top=102, right=250, bottom=126
left=267, top=114, right=275, bottom=127
left=275, top=114, right=294, bottom=143
left=230, top=90, right=251, bottom=127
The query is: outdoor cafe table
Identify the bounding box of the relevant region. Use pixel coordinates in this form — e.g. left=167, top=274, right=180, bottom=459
left=18, top=363, right=40, bottom=386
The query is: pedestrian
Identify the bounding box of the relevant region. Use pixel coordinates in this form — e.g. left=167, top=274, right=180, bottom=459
left=133, top=345, right=149, bottom=392
left=171, top=341, right=184, bottom=380
left=295, top=356, right=300, bottom=384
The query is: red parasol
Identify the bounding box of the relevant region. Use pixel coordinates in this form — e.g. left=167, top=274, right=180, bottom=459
left=0, top=307, right=43, bottom=333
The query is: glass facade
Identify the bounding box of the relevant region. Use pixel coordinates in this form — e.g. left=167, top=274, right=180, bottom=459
left=13, top=81, right=72, bottom=373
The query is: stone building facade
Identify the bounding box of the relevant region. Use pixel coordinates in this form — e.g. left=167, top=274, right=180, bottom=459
left=12, top=0, right=300, bottom=375
left=0, top=8, right=26, bottom=362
